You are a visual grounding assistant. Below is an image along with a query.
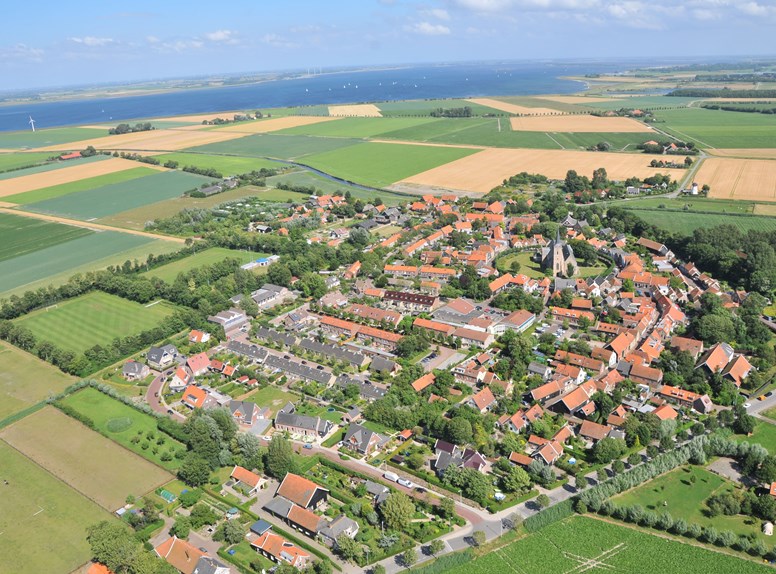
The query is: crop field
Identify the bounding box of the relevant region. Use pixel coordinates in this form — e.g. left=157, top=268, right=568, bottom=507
left=142, top=247, right=259, bottom=282
left=14, top=291, right=178, bottom=354
left=0, top=153, right=109, bottom=181
left=539, top=95, right=616, bottom=104
left=0, top=157, right=153, bottom=197
left=0, top=236, right=180, bottom=297
left=379, top=117, right=557, bottom=148
left=376, top=98, right=506, bottom=116
left=0, top=440, right=113, bottom=574
left=266, top=170, right=410, bottom=205
left=696, top=158, right=776, bottom=201
left=656, top=107, right=776, bottom=148
left=301, top=141, right=479, bottom=188
left=60, top=387, right=186, bottom=470
left=399, top=148, right=678, bottom=193
left=25, top=170, right=215, bottom=220
left=0, top=152, right=55, bottom=173
left=446, top=516, right=772, bottom=574
left=0, top=127, right=105, bottom=150
left=0, top=342, right=75, bottom=421
left=277, top=116, right=441, bottom=138
left=329, top=103, right=383, bottom=117
left=0, top=407, right=172, bottom=510
left=214, top=115, right=341, bottom=134
left=510, top=115, right=652, bottom=132
left=2, top=166, right=159, bottom=204
left=0, top=211, right=91, bottom=262
left=189, top=132, right=361, bottom=160
left=154, top=152, right=282, bottom=174
left=710, top=149, right=776, bottom=160
left=585, top=96, right=700, bottom=110
left=625, top=209, right=776, bottom=235
left=466, top=97, right=560, bottom=115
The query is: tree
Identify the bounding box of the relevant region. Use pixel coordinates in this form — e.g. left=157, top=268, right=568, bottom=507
left=300, top=272, right=327, bottom=299
left=734, top=413, right=756, bottom=435
left=592, top=437, right=627, bottom=464
left=372, top=565, right=386, bottom=574
left=402, top=547, right=418, bottom=568
left=429, top=539, right=445, bottom=555
left=87, top=521, right=139, bottom=573
left=501, top=466, right=531, bottom=493
left=266, top=435, right=297, bottom=479
left=439, top=497, right=456, bottom=520
left=380, top=492, right=415, bottom=531
left=178, top=454, right=211, bottom=487
left=536, top=494, right=550, bottom=509
left=267, top=263, right=292, bottom=287
left=472, top=530, right=487, bottom=546
left=446, top=417, right=473, bottom=445
left=406, top=452, right=425, bottom=470
left=169, top=517, right=191, bottom=538
left=213, top=520, right=244, bottom=544
left=335, top=534, right=363, bottom=562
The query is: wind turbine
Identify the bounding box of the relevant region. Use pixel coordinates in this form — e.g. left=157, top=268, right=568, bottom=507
left=28, top=116, right=36, bottom=132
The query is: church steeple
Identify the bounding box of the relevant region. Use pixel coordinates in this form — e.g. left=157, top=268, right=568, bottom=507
left=555, top=227, right=561, bottom=243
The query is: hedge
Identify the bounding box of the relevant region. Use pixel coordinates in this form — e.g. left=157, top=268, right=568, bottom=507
left=409, top=549, right=474, bottom=574
left=524, top=498, right=574, bottom=532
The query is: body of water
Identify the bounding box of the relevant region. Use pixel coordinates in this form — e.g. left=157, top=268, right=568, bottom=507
left=0, top=61, right=626, bottom=132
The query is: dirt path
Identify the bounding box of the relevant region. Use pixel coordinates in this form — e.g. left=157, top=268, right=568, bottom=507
left=0, top=207, right=187, bottom=243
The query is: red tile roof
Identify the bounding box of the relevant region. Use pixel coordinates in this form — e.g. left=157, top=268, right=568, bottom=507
left=277, top=473, right=328, bottom=508
left=231, top=465, right=262, bottom=488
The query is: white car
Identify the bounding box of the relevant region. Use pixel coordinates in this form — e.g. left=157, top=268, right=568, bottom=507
left=262, top=435, right=273, bottom=441
left=743, top=402, right=752, bottom=409
left=397, top=478, right=413, bottom=488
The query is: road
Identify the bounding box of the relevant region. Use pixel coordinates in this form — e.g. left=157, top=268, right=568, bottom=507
left=145, top=371, right=186, bottom=421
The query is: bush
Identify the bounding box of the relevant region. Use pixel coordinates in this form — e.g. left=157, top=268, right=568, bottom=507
left=524, top=499, right=574, bottom=532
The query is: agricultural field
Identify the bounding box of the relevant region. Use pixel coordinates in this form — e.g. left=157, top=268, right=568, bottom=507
left=0, top=235, right=181, bottom=297
left=0, top=342, right=75, bottom=421
left=655, top=107, right=776, bottom=149
left=188, top=133, right=361, bottom=159
left=213, top=115, right=341, bottom=134
left=142, top=247, right=260, bottom=282
left=616, top=196, right=759, bottom=215
left=0, top=151, right=56, bottom=173
left=277, top=116, right=440, bottom=138
left=25, top=170, right=215, bottom=220
left=0, top=441, right=114, bottom=574
left=0, top=406, right=172, bottom=510
left=584, top=95, right=700, bottom=110
left=466, top=97, right=561, bottom=115
left=376, top=98, right=507, bottom=116
left=329, top=103, right=382, bottom=117
left=301, top=141, right=479, bottom=188
left=153, top=152, right=283, bottom=175
left=0, top=153, right=108, bottom=181
left=709, top=149, right=776, bottom=160
left=446, top=516, right=773, bottom=574
left=509, top=115, right=653, bottom=132
left=60, top=387, right=186, bottom=470
left=2, top=165, right=159, bottom=204
left=265, top=170, right=410, bottom=205
left=0, top=126, right=105, bottom=150
left=0, top=211, right=91, bottom=262
left=696, top=158, right=776, bottom=201
left=379, top=118, right=556, bottom=149
left=627, top=209, right=776, bottom=235
left=14, top=291, right=178, bottom=354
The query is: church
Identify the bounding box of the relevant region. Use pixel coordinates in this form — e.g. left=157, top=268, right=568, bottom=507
left=539, top=230, right=578, bottom=277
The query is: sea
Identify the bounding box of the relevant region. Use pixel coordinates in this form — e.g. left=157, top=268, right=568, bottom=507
left=0, top=61, right=636, bottom=132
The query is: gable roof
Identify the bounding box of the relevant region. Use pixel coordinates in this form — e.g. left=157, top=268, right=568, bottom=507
left=187, top=352, right=211, bottom=373
left=470, top=386, right=496, bottom=411
left=182, top=385, right=208, bottom=409
left=154, top=537, right=206, bottom=574
left=412, top=372, right=436, bottom=392
left=231, top=465, right=262, bottom=488
left=250, top=531, right=310, bottom=567
left=579, top=420, right=612, bottom=441
left=277, top=473, right=328, bottom=508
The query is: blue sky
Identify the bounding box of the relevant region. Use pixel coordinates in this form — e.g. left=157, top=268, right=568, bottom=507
left=2, top=0, right=774, bottom=90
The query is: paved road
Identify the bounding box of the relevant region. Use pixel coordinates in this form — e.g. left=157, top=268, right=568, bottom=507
left=145, top=371, right=185, bottom=421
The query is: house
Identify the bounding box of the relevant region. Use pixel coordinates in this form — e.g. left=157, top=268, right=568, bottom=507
left=383, top=290, right=436, bottom=312
left=154, top=536, right=206, bottom=574
left=433, top=439, right=486, bottom=476
left=653, top=404, right=678, bottom=421
left=318, top=514, right=360, bottom=546
left=189, top=330, right=211, bottom=344
left=169, top=366, right=193, bottom=392
left=250, top=284, right=293, bottom=310
left=192, top=557, right=230, bottom=574
left=342, top=423, right=389, bottom=456
left=579, top=420, right=612, bottom=444
left=452, top=327, right=494, bottom=349
left=493, top=310, right=537, bottom=334
left=670, top=336, right=704, bottom=360
left=122, top=360, right=150, bottom=382
left=697, top=342, right=735, bottom=374
left=147, top=344, right=178, bottom=370
left=527, top=362, right=552, bottom=381
left=722, top=355, right=754, bottom=387
left=249, top=531, right=311, bottom=569
left=182, top=385, right=215, bottom=410
left=230, top=465, right=265, bottom=495
left=468, top=386, right=496, bottom=413
left=229, top=400, right=266, bottom=426
left=274, top=403, right=333, bottom=438
left=207, top=308, right=249, bottom=332
left=276, top=473, right=329, bottom=509
left=187, top=352, right=211, bottom=376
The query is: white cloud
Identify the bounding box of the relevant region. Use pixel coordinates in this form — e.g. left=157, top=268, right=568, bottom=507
left=0, top=43, right=44, bottom=63
left=422, top=8, right=451, bottom=19
left=738, top=1, right=774, bottom=16
left=452, top=0, right=516, bottom=10
left=406, top=21, right=452, bottom=35
left=155, top=39, right=204, bottom=53
left=204, top=29, right=239, bottom=44
left=261, top=33, right=300, bottom=49
left=146, top=35, right=160, bottom=44
left=69, top=36, right=114, bottom=47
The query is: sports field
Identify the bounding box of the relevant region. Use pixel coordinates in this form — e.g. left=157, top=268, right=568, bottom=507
left=0, top=127, right=105, bottom=150
left=301, top=141, right=479, bottom=188
left=625, top=209, right=776, bottom=235
left=14, top=291, right=178, bottom=354
left=278, top=116, right=440, bottom=138
left=656, top=107, right=776, bottom=149
left=0, top=211, right=91, bottom=262
left=2, top=166, right=159, bottom=204
left=188, top=133, right=361, bottom=159
left=0, top=342, right=75, bottom=421
left=696, top=158, right=776, bottom=201
left=154, top=152, right=282, bottom=175
left=25, top=170, right=215, bottom=220
left=143, top=247, right=259, bottom=282
left=60, top=387, right=186, bottom=470
left=446, top=516, right=772, bottom=574
left=0, top=440, right=114, bottom=574
left=0, top=152, right=55, bottom=173
left=0, top=407, right=172, bottom=510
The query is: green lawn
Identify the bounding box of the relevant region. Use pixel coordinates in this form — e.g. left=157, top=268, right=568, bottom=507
left=0, top=211, right=92, bottom=262
left=655, top=107, right=776, bottom=148
left=733, top=419, right=776, bottom=452
left=14, top=291, right=178, bottom=354
left=0, top=153, right=109, bottom=180
left=0, top=127, right=105, bottom=150
left=243, top=385, right=296, bottom=411
left=0, top=440, right=115, bottom=574
left=625, top=209, right=776, bottom=235
left=0, top=341, right=75, bottom=421
left=142, top=247, right=260, bottom=283
left=60, top=387, right=186, bottom=470
left=25, top=170, right=215, bottom=220
left=2, top=166, right=159, bottom=204
left=0, top=152, right=55, bottom=173
left=277, top=116, right=441, bottom=138
left=495, top=251, right=545, bottom=278
left=761, top=407, right=776, bottom=422
left=264, top=170, right=411, bottom=205
left=301, top=141, right=479, bottom=188
left=188, top=133, right=361, bottom=160
left=154, top=152, right=283, bottom=175
left=445, top=515, right=773, bottom=574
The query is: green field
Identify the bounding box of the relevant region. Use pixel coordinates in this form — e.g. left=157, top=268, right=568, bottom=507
left=14, top=291, right=178, bottom=354
left=154, top=152, right=283, bottom=175
left=446, top=515, right=772, bottom=574
left=143, top=247, right=260, bottom=282
left=278, top=116, right=441, bottom=138
left=0, top=440, right=114, bottom=574
left=0, top=211, right=92, bottom=262
left=0, top=153, right=108, bottom=180
left=376, top=98, right=508, bottom=116
left=491, top=95, right=584, bottom=113
left=0, top=152, right=55, bottom=173
left=25, top=170, right=215, bottom=220
left=496, top=250, right=606, bottom=278
left=189, top=133, right=361, bottom=159
left=655, top=107, right=776, bottom=148
left=625, top=209, right=776, bottom=235
left=0, top=127, right=104, bottom=150
left=733, top=419, right=776, bottom=452
left=265, top=170, right=411, bottom=205
left=0, top=342, right=75, bottom=421
left=301, top=141, right=478, bottom=188
left=616, top=196, right=759, bottom=215
left=60, top=387, right=186, bottom=470
left=585, top=96, right=700, bottom=110
left=0, top=236, right=181, bottom=297
left=243, top=385, right=296, bottom=410
left=2, top=166, right=159, bottom=204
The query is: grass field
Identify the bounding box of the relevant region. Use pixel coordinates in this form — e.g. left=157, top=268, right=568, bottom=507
left=0, top=406, right=172, bottom=510
left=616, top=196, right=760, bottom=214
left=142, top=247, right=259, bottom=282
left=265, top=170, right=410, bottom=205
left=0, top=236, right=181, bottom=297
left=277, top=116, right=440, bottom=138
left=496, top=250, right=606, bottom=278
left=2, top=166, right=159, bottom=204
left=624, top=209, right=776, bottom=235
left=0, top=153, right=108, bottom=181
left=189, top=133, right=361, bottom=159
left=243, top=385, right=296, bottom=411
left=14, top=291, right=178, bottom=354
left=733, top=419, right=776, bottom=452
left=60, top=387, right=186, bottom=470
left=0, top=127, right=105, bottom=150
left=614, top=465, right=766, bottom=543
left=0, top=211, right=92, bottom=262
left=0, top=152, right=55, bottom=172
left=154, top=152, right=283, bottom=175
left=25, top=170, right=215, bottom=220
left=656, top=107, right=776, bottom=149
left=0, top=440, right=114, bottom=574
left=445, top=515, right=772, bottom=574
left=0, top=342, right=75, bottom=421
left=301, top=142, right=479, bottom=188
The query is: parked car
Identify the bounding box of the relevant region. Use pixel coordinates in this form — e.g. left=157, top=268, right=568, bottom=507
left=397, top=478, right=413, bottom=488
left=303, top=444, right=313, bottom=450
left=383, top=471, right=400, bottom=483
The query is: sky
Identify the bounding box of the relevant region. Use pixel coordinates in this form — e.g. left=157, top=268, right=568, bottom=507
left=1, top=0, right=775, bottom=91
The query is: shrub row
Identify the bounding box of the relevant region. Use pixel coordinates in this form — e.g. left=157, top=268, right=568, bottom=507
left=524, top=498, right=574, bottom=533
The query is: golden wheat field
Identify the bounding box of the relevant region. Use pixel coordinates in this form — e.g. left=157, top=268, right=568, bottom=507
left=698, top=157, right=776, bottom=201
